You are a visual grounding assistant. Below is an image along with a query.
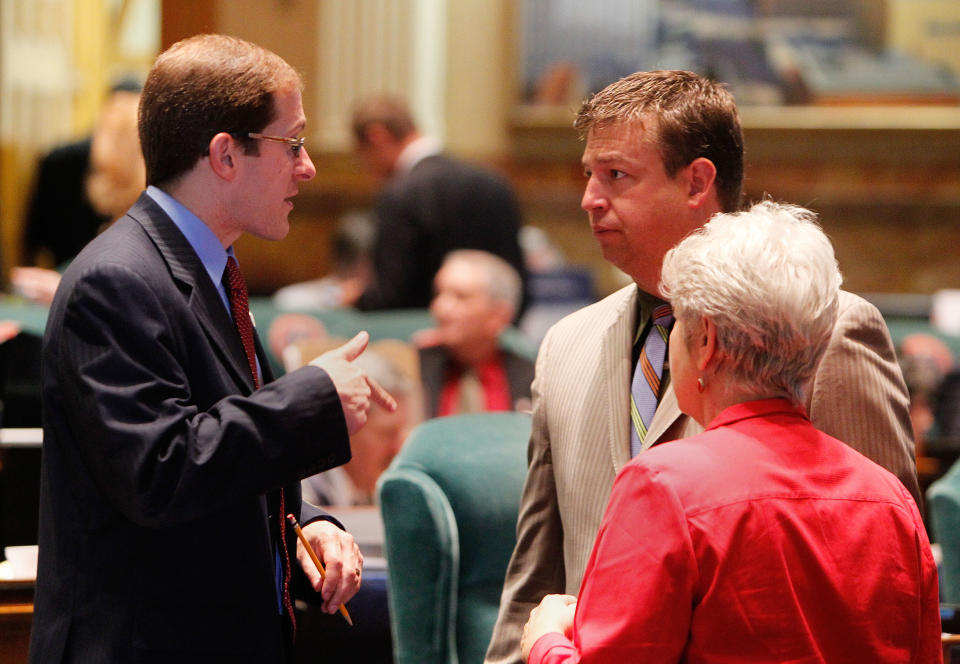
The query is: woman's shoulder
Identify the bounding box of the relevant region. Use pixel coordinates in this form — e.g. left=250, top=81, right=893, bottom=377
left=620, top=422, right=798, bottom=509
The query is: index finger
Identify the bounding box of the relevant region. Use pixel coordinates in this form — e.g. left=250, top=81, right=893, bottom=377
left=366, top=375, right=397, bottom=412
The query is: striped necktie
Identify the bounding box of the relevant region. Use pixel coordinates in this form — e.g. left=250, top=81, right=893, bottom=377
left=224, top=256, right=297, bottom=639
left=630, top=304, right=674, bottom=456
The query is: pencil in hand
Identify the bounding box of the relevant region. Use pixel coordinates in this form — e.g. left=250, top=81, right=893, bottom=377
left=286, top=513, right=354, bottom=626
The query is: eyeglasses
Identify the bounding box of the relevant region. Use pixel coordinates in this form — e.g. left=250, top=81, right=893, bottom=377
left=244, top=132, right=306, bottom=157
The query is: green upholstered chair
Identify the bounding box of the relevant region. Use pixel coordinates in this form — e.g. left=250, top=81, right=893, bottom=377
left=376, top=412, right=531, bottom=664
left=929, top=457, right=960, bottom=603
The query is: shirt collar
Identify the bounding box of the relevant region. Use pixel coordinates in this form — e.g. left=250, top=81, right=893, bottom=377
left=395, top=135, right=442, bottom=174
left=634, top=289, right=669, bottom=344
left=705, top=398, right=808, bottom=431
left=146, top=185, right=234, bottom=307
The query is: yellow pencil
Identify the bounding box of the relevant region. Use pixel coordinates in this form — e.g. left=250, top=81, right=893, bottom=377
left=286, top=513, right=354, bottom=626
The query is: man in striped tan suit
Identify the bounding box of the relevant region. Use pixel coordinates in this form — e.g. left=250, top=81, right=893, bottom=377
left=485, top=70, right=918, bottom=664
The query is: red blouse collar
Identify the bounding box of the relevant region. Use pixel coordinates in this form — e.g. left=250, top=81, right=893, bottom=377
left=704, top=398, right=809, bottom=431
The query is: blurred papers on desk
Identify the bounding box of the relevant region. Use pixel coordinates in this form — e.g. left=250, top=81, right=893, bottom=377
left=0, top=545, right=37, bottom=580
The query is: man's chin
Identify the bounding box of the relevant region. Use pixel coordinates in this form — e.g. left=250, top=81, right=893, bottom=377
left=254, top=219, right=291, bottom=242
left=599, top=246, right=628, bottom=271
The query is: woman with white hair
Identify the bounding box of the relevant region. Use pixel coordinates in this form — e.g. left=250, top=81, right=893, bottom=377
left=520, top=201, right=940, bottom=663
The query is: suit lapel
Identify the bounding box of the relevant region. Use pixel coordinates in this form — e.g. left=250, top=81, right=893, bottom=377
left=254, top=333, right=275, bottom=384
left=417, top=346, right=447, bottom=417
left=127, top=193, right=256, bottom=393
left=602, top=284, right=639, bottom=475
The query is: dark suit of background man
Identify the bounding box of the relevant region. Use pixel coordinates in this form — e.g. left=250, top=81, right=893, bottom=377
left=30, top=34, right=395, bottom=664
left=339, top=95, right=528, bottom=316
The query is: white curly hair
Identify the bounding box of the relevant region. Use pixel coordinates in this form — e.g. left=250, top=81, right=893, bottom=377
left=659, top=200, right=842, bottom=405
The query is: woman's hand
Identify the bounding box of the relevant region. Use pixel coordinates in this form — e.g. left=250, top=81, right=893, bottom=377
left=521, top=594, right=577, bottom=662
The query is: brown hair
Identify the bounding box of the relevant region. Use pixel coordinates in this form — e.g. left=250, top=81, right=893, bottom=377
left=138, top=34, right=302, bottom=187
left=574, top=70, right=744, bottom=213
left=350, top=95, right=417, bottom=145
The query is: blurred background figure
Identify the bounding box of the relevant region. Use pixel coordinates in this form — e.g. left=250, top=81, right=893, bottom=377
left=517, top=225, right=598, bottom=343
left=267, top=313, right=328, bottom=369
left=273, top=210, right=376, bottom=310
left=897, top=332, right=955, bottom=451
left=301, top=349, right=415, bottom=507
left=83, top=82, right=146, bottom=224
left=934, top=360, right=960, bottom=447
left=20, top=79, right=143, bottom=268
left=417, top=250, right=534, bottom=418
left=13, top=79, right=144, bottom=305
left=340, top=94, right=528, bottom=316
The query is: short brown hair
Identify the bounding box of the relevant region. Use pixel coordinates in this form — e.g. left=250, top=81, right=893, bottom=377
left=139, top=34, right=302, bottom=187
left=574, top=70, right=744, bottom=213
left=350, top=95, right=417, bottom=145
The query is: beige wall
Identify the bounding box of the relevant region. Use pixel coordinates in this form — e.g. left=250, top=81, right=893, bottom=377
left=443, top=0, right=514, bottom=158
left=213, top=0, right=321, bottom=134
left=205, top=0, right=514, bottom=159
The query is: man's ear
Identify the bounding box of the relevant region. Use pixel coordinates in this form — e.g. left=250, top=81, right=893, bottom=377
left=686, top=157, right=717, bottom=209
left=207, top=132, right=239, bottom=181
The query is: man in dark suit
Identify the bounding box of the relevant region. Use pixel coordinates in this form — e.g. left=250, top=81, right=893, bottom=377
left=339, top=95, right=527, bottom=316
left=418, top=250, right=534, bottom=418
left=30, top=35, right=394, bottom=663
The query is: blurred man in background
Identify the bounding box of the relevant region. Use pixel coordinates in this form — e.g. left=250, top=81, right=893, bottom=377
left=418, top=250, right=533, bottom=418
left=341, top=95, right=527, bottom=316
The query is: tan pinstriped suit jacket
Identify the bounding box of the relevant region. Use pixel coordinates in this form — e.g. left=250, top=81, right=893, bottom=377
left=484, top=283, right=918, bottom=664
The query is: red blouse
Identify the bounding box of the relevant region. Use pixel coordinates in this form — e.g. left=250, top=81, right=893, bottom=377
left=530, top=399, right=941, bottom=664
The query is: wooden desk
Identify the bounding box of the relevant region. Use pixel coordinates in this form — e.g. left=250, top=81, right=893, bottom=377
left=945, top=633, right=960, bottom=663
left=0, top=579, right=33, bottom=663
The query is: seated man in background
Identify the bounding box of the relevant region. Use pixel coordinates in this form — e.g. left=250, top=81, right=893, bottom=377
left=302, top=349, right=415, bottom=506
left=341, top=95, right=527, bottom=315
left=418, top=250, right=534, bottom=418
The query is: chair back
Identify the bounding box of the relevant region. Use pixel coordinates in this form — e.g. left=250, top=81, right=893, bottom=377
left=929, top=456, right=960, bottom=602
left=377, top=412, right=531, bottom=664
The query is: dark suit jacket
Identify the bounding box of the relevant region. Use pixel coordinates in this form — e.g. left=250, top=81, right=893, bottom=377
left=30, top=193, right=351, bottom=663
left=355, top=153, right=527, bottom=315
left=418, top=345, right=535, bottom=418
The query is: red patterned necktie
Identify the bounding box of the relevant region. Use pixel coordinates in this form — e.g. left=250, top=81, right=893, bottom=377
left=223, top=256, right=296, bottom=639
